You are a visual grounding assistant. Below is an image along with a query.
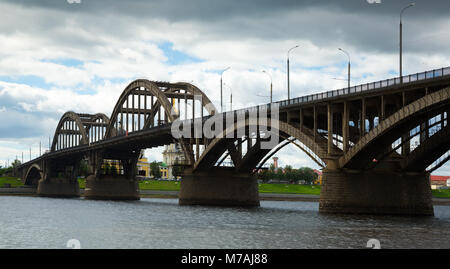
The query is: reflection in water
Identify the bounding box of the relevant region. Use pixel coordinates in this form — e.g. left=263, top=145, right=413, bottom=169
left=0, top=196, right=449, bottom=248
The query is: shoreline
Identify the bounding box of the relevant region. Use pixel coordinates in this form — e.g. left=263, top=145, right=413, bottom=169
left=1, top=187, right=450, bottom=205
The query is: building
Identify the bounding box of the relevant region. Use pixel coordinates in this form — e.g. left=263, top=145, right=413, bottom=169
left=313, top=169, right=323, bottom=185
left=137, top=157, right=150, bottom=177
left=430, top=175, right=450, bottom=189
left=159, top=163, right=169, bottom=179
left=162, top=143, right=185, bottom=179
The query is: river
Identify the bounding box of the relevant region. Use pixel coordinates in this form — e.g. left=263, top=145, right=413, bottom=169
left=0, top=196, right=449, bottom=249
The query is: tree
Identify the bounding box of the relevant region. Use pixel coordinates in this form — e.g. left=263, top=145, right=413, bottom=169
left=150, top=161, right=161, bottom=178
left=11, top=159, right=21, bottom=168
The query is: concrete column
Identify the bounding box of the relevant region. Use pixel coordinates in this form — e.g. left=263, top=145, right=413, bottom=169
left=179, top=168, right=259, bottom=206
left=342, top=101, right=349, bottom=152
left=327, top=103, right=333, bottom=155
left=380, top=95, right=385, bottom=121
left=319, top=169, right=434, bottom=216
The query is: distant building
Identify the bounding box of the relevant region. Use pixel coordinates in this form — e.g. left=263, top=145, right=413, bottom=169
left=430, top=175, right=450, bottom=189
left=159, top=162, right=169, bottom=179
left=137, top=157, right=150, bottom=177
left=162, top=143, right=185, bottom=179
left=313, top=169, right=322, bottom=185
left=272, top=157, right=279, bottom=171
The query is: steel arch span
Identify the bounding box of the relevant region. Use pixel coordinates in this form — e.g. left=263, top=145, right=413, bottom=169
left=339, top=86, right=450, bottom=170
left=193, top=120, right=329, bottom=173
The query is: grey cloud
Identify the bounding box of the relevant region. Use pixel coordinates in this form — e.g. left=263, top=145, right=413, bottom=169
left=2, top=0, right=449, bottom=56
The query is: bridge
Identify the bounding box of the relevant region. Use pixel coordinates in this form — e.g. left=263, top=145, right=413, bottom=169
left=16, top=66, right=450, bottom=216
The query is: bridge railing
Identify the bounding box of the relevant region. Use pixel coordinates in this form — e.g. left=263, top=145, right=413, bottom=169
left=276, top=66, right=450, bottom=107
left=177, top=66, right=450, bottom=130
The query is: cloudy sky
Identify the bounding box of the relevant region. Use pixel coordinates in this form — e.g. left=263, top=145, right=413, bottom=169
left=0, top=0, right=449, bottom=173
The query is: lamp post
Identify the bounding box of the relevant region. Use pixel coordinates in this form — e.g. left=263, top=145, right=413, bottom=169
left=220, top=67, right=231, bottom=112
left=338, top=48, right=351, bottom=89
left=400, top=2, right=415, bottom=82
left=262, top=70, right=273, bottom=103
left=223, top=82, right=232, bottom=111
left=287, top=45, right=300, bottom=101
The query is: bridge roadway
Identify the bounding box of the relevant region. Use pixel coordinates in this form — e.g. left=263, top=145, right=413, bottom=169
left=15, top=66, right=450, bottom=216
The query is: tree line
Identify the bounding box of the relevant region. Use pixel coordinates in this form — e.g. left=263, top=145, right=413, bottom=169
left=257, top=164, right=318, bottom=184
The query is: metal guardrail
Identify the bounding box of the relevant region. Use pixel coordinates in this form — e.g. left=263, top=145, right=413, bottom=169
left=276, top=66, right=450, bottom=108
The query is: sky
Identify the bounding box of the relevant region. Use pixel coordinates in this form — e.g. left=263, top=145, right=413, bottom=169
left=0, top=0, right=449, bottom=174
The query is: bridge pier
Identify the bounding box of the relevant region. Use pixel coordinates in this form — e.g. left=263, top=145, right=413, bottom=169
left=179, top=168, right=260, bottom=207
left=37, top=178, right=80, bottom=198
left=84, top=175, right=140, bottom=200
left=319, top=168, right=434, bottom=216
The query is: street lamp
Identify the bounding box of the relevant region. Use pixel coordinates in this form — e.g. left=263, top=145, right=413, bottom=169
left=338, top=48, right=351, bottom=89
left=287, top=45, right=300, bottom=101
left=262, top=70, right=273, bottom=103
left=220, top=67, right=231, bottom=112
left=223, top=82, right=232, bottom=111
left=400, top=2, right=415, bottom=82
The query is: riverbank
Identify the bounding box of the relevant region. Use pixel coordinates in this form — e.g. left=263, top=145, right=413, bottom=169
left=2, top=187, right=450, bottom=205
left=2, top=177, right=450, bottom=204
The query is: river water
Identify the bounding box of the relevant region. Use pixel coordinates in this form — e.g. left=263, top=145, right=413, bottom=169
left=0, top=196, right=449, bottom=249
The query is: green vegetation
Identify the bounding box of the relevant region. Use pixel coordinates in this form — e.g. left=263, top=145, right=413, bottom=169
left=0, top=177, right=24, bottom=188
left=258, top=164, right=317, bottom=184
left=432, top=189, right=450, bottom=198
left=258, top=183, right=321, bottom=195
left=150, top=161, right=161, bottom=178
left=78, top=178, right=86, bottom=189
left=139, top=180, right=181, bottom=191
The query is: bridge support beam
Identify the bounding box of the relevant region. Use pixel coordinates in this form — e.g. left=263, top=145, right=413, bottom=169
left=319, top=169, right=434, bottom=216
left=37, top=178, right=80, bottom=198
left=84, top=175, right=140, bottom=200
left=179, top=168, right=260, bottom=207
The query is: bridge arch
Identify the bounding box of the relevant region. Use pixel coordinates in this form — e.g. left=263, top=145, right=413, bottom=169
left=104, top=79, right=217, bottom=165
left=51, top=112, right=89, bottom=152
left=193, top=120, right=327, bottom=172
left=24, top=164, right=42, bottom=186
left=339, top=86, right=450, bottom=169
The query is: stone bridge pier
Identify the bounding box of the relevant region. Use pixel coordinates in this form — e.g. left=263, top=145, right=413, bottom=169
left=83, top=150, right=140, bottom=200
left=36, top=158, right=81, bottom=198
left=179, top=167, right=260, bottom=206
left=319, top=159, right=434, bottom=216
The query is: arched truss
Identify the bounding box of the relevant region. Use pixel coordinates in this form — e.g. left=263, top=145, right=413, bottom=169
left=401, top=121, right=450, bottom=173
left=105, top=79, right=216, bottom=138
left=80, top=113, right=110, bottom=144
left=252, top=135, right=326, bottom=174
left=51, top=112, right=90, bottom=151
left=216, top=135, right=326, bottom=171
left=24, top=164, right=42, bottom=186
left=103, top=79, right=216, bottom=164
left=339, top=86, right=450, bottom=169
left=193, top=120, right=328, bottom=173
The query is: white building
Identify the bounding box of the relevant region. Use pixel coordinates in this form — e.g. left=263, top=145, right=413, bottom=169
left=162, top=143, right=185, bottom=179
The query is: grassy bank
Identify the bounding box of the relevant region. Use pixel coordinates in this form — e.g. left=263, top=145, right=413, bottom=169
left=0, top=177, right=24, bottom=188
left=4, top=177, right=450, bottom=198
left=432, top=189, right=450, bottom=198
